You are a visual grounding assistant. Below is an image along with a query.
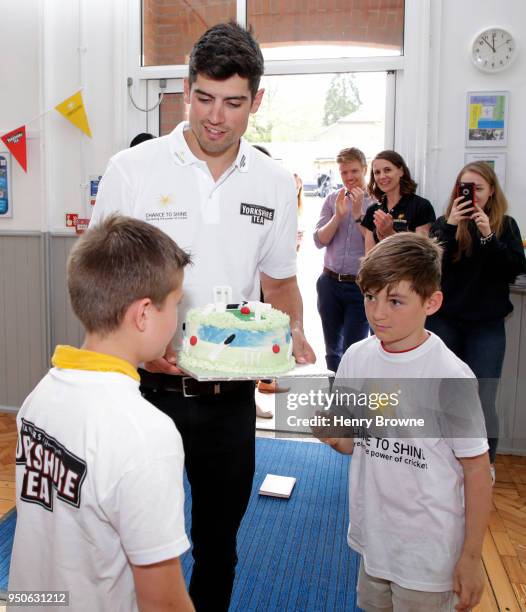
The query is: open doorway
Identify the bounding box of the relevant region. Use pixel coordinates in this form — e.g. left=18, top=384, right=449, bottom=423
left=156, top=70, right=393, bottom=363
left=245, top=71, right=392, bottom=363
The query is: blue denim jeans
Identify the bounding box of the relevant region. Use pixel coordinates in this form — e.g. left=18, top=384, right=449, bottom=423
left=316, top=272, right=369, bottom=373
left=426, top=314, right=506, bottom=463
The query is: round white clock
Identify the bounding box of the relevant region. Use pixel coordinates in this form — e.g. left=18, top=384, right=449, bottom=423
left=472, top=28, right=517, bottom=73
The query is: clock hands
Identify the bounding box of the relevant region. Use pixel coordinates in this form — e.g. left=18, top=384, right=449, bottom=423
left=481, top=35, right=496, bottom=53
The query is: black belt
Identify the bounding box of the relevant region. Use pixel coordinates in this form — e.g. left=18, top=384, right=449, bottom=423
left=323, top=267, right=357, bottom=282
left=139, top=368, right=248, bottom=397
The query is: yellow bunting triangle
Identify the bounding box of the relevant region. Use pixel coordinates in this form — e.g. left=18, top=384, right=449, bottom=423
left=55, top=91, right=92, bottom=137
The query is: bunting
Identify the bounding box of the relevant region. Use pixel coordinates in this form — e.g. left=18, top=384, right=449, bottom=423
left=54, top=91, right=92, bottom=138
left=1, top=126, right=27, bottom=172
left=0, top=89, right=93, bottom=175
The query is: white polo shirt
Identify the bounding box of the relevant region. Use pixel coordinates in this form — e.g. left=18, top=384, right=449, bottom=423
left=91, top=122, right=298, bottom=345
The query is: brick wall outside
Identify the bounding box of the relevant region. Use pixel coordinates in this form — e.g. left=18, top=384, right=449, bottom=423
left=143, top=0, right=237, bottom=66
left=159, top=93, right=187, bottom=136
left=143, top=0, right=404, bottom=66
left=249, top=0, right=403, bottom=50
left=143, top=0, right=158, bottom=65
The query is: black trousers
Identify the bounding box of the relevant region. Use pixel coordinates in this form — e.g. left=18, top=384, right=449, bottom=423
left=142, top=381, right=256, bottom=612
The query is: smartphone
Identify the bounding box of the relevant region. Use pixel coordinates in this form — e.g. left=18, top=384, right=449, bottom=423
left=457, top=182, right=475, bottom=206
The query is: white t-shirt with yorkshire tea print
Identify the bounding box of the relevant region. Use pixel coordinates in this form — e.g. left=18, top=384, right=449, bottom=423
left=9, top=367, right=189, bottom=611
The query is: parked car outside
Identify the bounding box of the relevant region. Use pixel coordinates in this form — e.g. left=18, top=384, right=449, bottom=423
left=303, top=180, right=319, bottom=197
left=303, top=174, right=334, bottom=198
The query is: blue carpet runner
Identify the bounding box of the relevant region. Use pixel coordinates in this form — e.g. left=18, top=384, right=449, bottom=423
left=0, top=438, right=360, bottom=610
left=182, top=438, right=360, bottom=611
left=0, top=509, right=16, bottom=593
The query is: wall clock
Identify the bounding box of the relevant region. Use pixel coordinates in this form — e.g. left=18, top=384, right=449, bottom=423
left=471, top=28, right=516, bottom=73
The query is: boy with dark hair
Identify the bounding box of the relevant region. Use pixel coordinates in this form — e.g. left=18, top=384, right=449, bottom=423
left=91, top=22, right=315, bottom=611
left=318, top=233, right=492, bottom=612
left=9, top=215, right=194, bottom=612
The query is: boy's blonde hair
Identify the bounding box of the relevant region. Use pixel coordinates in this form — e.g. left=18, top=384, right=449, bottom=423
left=357, top=233, right=443, bottom=300
left=68, top=215, right=191, bottom=335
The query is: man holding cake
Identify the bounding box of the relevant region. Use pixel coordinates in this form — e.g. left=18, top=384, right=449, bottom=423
left=90, top=21, right=315, bottom=612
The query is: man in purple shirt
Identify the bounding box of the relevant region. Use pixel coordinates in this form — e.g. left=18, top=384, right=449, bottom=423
left=314, top=147, right=375, bottom=372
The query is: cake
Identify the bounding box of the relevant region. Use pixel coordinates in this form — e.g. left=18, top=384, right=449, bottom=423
left=178, top=302, right=295, bottom=375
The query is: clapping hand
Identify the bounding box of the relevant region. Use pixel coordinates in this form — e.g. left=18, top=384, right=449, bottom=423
left=335, top=188, right=350, bottom=220
left=347, top=187, right=365, bottom=219
left=373, top=209, right=394, bottom=239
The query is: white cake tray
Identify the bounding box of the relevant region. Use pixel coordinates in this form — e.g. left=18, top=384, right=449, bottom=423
left=179, top=362, right=334, bottom=382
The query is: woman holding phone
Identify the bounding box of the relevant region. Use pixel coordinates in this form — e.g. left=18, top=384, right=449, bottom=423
left=428, top=161, right=526, bottom=481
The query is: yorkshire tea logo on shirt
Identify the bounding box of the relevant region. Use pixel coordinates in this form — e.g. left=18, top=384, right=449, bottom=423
left=240, top=203, right=275, bottom=225
left=16, top=419, right=87, bottom=511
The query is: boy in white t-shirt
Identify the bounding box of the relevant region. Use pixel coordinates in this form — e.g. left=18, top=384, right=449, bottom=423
left=9, top=215, right=195, bottom=611
left=316, top=233, right=492, bottom=612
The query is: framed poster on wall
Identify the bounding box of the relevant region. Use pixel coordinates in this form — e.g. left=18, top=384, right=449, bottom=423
left=0, top=151, right=12, bottom=218
left=464, top=152, right=506, bottom=189
left=466, top=91, right=509, bottom=147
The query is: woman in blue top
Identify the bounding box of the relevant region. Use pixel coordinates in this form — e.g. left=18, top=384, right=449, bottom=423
left=428, top=161, right=526, bottom=479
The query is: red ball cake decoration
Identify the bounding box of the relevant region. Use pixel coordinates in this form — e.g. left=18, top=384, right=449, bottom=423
left=190, top=335, right=198, bottom=346
left=272, top=344, right=280, bottom=353
left=240, top=306, right=251, bottom=315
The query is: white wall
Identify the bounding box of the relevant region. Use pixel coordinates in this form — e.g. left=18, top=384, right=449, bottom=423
left=43, top=0, right=125, bottom=231
left=0, top=0, right=42, bottom=231
left=1, top=0, right=525, bottom=236
left=0, top=0, right=127, bottom=233
left=426, top=0, right=526, bottom=234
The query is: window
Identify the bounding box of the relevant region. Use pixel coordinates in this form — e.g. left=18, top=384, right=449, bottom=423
left=134, top=0, right=422, bottom=365
left=246, top=72, right=389, bottom=177
left=142, top=0, right=404, bottom=67
left=249, top=0, right=404, bottom=61
left=142, top=0, right=237, bottom=66
left=158, top=72, right=390, bottom=174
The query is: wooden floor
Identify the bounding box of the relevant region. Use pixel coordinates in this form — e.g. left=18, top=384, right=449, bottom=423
left=0, top=414, right=16, bottom=518
left=1, top=413, right=525, bottom=610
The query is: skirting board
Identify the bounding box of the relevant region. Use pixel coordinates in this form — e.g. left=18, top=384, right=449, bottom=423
left=0, top=405, right=18, bottom=414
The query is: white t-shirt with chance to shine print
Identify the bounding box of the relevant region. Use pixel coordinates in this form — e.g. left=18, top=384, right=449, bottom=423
left=335, top=332, right=488, bottom=592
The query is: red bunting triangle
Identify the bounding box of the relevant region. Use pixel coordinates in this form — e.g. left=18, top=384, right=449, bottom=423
left=1, top=126, right=27, bottom=172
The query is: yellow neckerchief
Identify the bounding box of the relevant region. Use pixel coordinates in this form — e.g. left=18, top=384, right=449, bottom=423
left=51, top=345, right=140, bottom=382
